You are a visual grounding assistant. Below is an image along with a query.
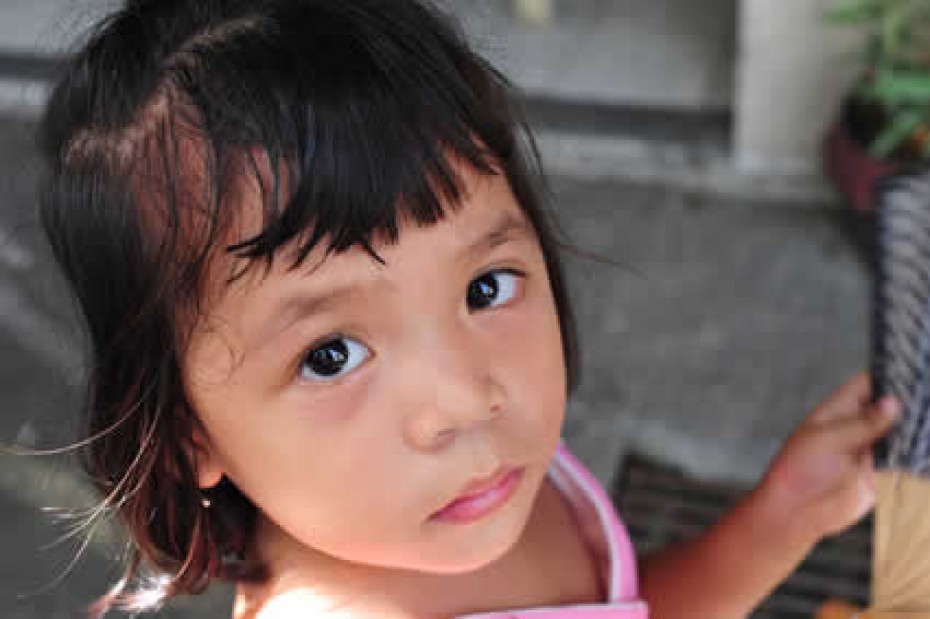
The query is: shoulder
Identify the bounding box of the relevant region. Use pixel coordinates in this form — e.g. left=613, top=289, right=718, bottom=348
left=235, top=574, right=431, bottom=619
left=238, top=592, right=420, bottom=619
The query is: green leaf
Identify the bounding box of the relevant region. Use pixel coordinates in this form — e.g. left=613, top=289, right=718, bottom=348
left=871, top=109, right=923, bottom=157
left=864, top=70, right=930, bottom=103
left=882, top=2, right=915, bottom=59
left=825, top=0, right=885, bottom=24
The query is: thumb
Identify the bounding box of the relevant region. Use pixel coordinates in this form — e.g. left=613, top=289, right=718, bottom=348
left=831, top=396, right=899, bottom=450
left=855, top=451, right=877, bottom=519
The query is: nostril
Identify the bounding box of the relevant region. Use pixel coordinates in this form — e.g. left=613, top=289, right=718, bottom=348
left=432, top=428, right=456, bottom=449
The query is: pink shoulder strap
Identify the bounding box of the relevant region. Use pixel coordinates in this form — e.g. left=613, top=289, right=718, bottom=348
left=547, top=443, right=640, bottom=603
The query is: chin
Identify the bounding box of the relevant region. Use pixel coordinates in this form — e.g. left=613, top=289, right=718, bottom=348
left=417, top=505, right=533, bottom=575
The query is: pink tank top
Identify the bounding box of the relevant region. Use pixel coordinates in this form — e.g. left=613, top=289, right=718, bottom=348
left=455, top=443, right=649, bottom=619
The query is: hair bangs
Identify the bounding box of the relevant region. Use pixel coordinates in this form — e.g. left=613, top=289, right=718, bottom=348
left=200, top=4, right=515, bottom=274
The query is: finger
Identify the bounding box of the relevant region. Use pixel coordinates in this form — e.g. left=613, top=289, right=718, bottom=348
left=855, top=450, right=878, bottom=517
left=836, top=456, right=878, bottom=527
left=854, top=467, right=877, bottom=522
left=822, top=466, right=877, bottom=536
left=859, top=448, right=875, bottom=475
left=807, top=372, right=872, bottom=425
left=826, top=397, right=900, bottom=450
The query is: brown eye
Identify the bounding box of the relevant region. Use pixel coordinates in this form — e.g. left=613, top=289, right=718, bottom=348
left=299, top=336, right=369, bottom=382
left=466, top=270, right=521, bottom=311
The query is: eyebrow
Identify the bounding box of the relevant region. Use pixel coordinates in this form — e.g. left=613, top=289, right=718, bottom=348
left=462, top=210, right=534, bottom=257
left=249, top=210, right=534, bottom=346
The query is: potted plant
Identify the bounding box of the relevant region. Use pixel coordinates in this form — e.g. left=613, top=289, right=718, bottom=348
left=824, top=0, right=930, bottom=213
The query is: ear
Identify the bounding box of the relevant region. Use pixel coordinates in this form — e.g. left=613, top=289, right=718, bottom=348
left=189, top=425, right=224, bottom=490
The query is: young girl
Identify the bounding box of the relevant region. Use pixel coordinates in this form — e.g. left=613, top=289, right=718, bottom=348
left=37, top=0, right=899, bottom=617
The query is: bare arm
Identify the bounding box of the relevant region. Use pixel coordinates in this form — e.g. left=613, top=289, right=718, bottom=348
left=639, top=486, right=815, bottom=619
left=639, top=374, right=898, bottom=618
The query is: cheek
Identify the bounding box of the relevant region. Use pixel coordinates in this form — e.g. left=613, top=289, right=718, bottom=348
left=528, top=308, right=568, bottom=438
left=191, top=372, right=437, bottom=559
left=490, top=286, right=567, bottom=442
left=204, top=408, right=415, bottom=552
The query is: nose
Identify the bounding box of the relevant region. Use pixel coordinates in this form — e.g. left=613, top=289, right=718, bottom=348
left=400, top=320, right=505, bottom=451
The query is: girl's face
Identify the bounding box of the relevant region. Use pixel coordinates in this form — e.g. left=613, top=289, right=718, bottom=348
left=184, top=164, right=567, bottom=576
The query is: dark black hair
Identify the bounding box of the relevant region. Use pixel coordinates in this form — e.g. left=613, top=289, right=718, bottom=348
left=38, top=0, right=579, bottom=614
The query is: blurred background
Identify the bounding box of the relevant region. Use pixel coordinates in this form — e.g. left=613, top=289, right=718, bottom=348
left=0, top=0, right=881, bottom=616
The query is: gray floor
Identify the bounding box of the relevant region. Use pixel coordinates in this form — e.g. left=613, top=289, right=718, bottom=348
left=559, top=177, right=869, bottom=484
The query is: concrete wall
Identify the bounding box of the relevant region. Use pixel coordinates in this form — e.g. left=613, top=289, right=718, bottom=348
left=451, top=0, right=736, bottom=110
left=734, top=0, right=866, bottom=172
left=0, top=0, right=110, bottom=55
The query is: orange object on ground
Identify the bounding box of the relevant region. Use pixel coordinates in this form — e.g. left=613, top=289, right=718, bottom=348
left=816, top=598, right=930, bottom=618
left=817, top=598, right=863, bottom=619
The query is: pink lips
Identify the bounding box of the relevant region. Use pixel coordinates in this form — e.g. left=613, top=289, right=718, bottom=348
left=430, top=467, right=525, bottom=524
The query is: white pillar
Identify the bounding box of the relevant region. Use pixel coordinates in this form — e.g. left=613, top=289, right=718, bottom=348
left=735, top=0, right=865, bottom=173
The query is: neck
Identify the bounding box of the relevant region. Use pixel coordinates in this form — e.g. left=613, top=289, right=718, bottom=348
left=232, top=479, right=602, bottom=619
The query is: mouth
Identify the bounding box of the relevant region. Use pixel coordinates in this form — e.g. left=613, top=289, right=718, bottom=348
left=429, top=466, right=525, bottom=524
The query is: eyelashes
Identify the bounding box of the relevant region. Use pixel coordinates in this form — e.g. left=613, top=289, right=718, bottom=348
left=298, top=336, right=370, bottom=383
left=296, top=269, right=525, bottom=384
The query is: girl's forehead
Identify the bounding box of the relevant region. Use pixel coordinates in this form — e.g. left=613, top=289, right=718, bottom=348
left=215, top=165, right=535, bottom=298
